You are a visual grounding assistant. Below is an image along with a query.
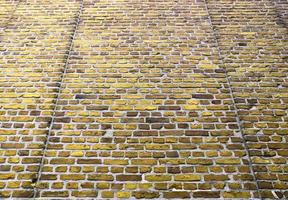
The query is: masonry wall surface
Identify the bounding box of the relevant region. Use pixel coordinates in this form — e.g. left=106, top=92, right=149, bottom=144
left=0, top=0, right=287, bottom=199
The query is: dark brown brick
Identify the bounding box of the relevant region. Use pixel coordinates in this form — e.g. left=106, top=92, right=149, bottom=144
left=164, top=192, right=190, bottom=199
left=192, top=94, right=214, bottom=99
left=193, top=191, right=220, bottom=198
left=116, top=175, right=142, bottom=181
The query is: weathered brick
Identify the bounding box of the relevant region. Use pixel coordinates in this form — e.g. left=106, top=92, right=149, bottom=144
left=88, top=174, right=114, bottom=181
left=116, top=191, right=130, bottom=198
left=12, top=190, right=34, bottom=198
left=71, top=191, right=98, bottom=197
left=132, top=191, right=160, bottom=199
left=77, top=159, right=101, bottom=164
left=223, top=191, right=251, bottom=198
left=185, top=130, right=209, bottom=136
left=50, top=158, right=74, bottom=165
left=0, top=191, right=10, bottom=198
left=175, top=174, right=201, bottom=181
left=193, top=191, right=220, bottom=198
left=131, top=159, right=157, bottom=165
left=163, top=192, right=190, bottom=199
left=192, top=94, right=214, bottom=99
left=146, top=118, right=169, bottom=123
left=145, top=175, right=171, bottom=182
left=216, top=158, right=241, bottom=165
left=42, top=191, right=69, bottom=197
left=116, top=175, right=142, bottom=181
left=0, top=173, right=15, bottom=180
left=60, top=174, right=85, bottom=180
left=204, top=174, right=229, bottom=181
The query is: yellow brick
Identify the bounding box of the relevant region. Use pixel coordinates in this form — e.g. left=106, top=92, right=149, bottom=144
left=92, top=144, right=116, bottom=150
left=113, top=83, right=133, bottom=88
left=12, top=116, right=34, bottom=122
left=187, top=100, right=199, bottom=105
left=135, top=105, right=157, bottom=111
left=198, top=63, right=218, bottom=69
left=183, top=105, right=203, bottom=110
left=71, top=151, right=84, bottom=157
left=145, top=175, right=171, bottom=181
left=95, top=118, right=119, bottom=123
left=0, top=93, right=18, bottom=98
left=146, top=144, right=170, bottom=150
left=223, top=192, right=250, bottom=198
left=126, top=183, right=137, bottom=190
left=8, top=157, right=19, bottom=163
left=0, top=173, right=15, bottom=180
left=22, top=93, right=41, bottom=98
left=0, top=130, right=16, bottom=135
left=104, top=159, right=129, bottom=165
left=66, top=144, right=90, bottom=150
left=97, top=182, right=109, bottom=189
left=3, top=104, right=25, bottom=110
left=111, top=105, right=133, bottom=110
left=7, top=181, right=20, bottom=188
left=175, top=174, right=201, bottom=181
left=216, top=158, right=241, bottom=165
left=102, top=191, right=114, bottom=198
left=116, top=191, right=130, bottom=198
left=139, top=183, right=153, bottom=189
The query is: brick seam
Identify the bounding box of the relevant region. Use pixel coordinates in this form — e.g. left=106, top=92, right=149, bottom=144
left=32, top=0, right=84, bottom=198
left=202, top=0, right=262, bottom=199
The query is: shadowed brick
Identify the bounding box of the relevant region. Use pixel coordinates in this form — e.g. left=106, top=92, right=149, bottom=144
left=116, top=175, right=142, bottom=181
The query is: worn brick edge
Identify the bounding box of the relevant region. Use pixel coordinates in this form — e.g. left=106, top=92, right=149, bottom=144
left=203, top=0, right=262, bottom=199
left=32, top=0, right=85, bottom=198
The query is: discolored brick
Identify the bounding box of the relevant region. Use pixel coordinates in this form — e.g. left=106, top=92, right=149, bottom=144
left=163, top=191, right=190, bottom=199
left=132, top=191, right=160, bottom=199
left=116, top=175, right=142, bottom=182
left=193, top=191, right=220, bottom=198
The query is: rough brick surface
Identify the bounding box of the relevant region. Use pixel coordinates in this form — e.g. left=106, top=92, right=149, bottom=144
left=0, top=0, right=19, bottom=28
left=207, top=0, right=288, bottom=199
left=274, top=0, right=288, bottom=28
left=0, top=0, right=287, bottom=199
left=0, top=0, right=81, bottom=198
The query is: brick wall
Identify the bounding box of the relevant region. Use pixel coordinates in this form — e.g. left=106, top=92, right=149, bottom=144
left=274, top=0, right=288, bottom=27
left=0, top=0, right=81, bottom=197
left=0, top=0, right=287, bottom=199
left=207, top=0, right=288, bottom=198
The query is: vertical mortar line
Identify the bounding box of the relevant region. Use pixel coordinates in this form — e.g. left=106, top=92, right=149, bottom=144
left=202, top=0, right=262, bottom=199
left=32, top=0, right=84, bottom=198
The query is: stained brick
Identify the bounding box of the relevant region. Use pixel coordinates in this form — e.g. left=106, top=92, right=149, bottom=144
left=132, top=191, right=160, bottom=199
left=192, top=94, right=214, bottom=99
left=163, top=192, right=190, bottom=199
left=193, top=191, right=220, bottom=198
left=146, top=118, right=170, bottom=123
left=77, top=159, right=101, bottom=164
left=116, top=175, right=142, bottom=181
